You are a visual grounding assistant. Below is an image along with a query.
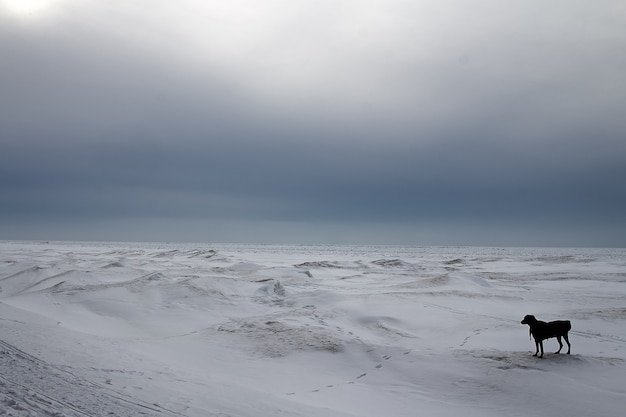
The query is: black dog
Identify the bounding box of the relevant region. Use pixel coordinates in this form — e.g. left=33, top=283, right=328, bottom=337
left=521, top=314, right=571, bottom=358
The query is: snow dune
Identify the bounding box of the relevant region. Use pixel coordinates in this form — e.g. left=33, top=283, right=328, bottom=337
left=1, top=241, right=625, bottom=416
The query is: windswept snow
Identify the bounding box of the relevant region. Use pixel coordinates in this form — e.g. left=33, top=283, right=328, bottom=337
left=1, top=242, right=625, bottom=416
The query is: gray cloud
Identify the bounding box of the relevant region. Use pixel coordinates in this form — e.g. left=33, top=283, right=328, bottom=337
left=1, top=0, right=625, bottom=246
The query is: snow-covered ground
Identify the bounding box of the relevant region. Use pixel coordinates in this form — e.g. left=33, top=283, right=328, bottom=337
left=1, top=241, right=625, bottom=416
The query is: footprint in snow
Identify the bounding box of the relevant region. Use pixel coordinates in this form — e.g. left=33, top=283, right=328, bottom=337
left=285, top=350, right=414, bottom=395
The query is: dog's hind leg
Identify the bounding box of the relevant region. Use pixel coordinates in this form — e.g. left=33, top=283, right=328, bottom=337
left=556, top=336, right=563, bottom=354
left=563, top=333, right=571, bottom=354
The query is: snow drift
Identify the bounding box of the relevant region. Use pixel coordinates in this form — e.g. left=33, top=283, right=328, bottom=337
left=1, top=241, right=625, bottom=416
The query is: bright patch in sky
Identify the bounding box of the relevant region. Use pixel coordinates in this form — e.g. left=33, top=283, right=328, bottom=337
left=2, top=0, right=54, bottom=16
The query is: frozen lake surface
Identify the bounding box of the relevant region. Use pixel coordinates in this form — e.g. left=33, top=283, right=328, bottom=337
left=1, top=241, right=625, bottom=416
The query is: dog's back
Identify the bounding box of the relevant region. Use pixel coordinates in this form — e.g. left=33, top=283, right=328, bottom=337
left=538, top=320, right=571, bottom=339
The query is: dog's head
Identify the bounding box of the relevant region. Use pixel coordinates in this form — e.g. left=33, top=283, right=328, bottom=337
left=521, top=314, right=537, bottom=325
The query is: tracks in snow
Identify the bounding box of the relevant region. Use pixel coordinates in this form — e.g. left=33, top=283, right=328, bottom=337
left=0, top=339, right=183, bottom=417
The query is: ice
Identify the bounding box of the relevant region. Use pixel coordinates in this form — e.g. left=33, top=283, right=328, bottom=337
left=1, top=241, right=625, bottom=416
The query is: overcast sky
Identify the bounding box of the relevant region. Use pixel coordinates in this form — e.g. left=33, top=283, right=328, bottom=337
left=1, top=0, right=625, bottom=246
